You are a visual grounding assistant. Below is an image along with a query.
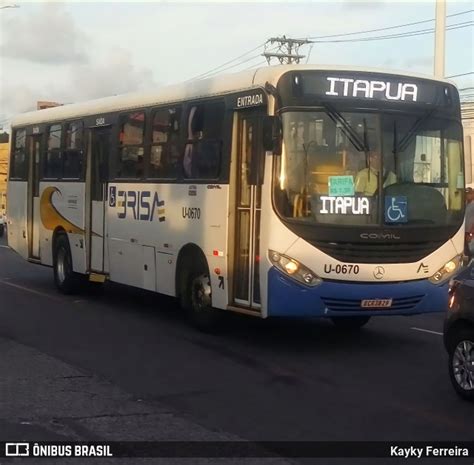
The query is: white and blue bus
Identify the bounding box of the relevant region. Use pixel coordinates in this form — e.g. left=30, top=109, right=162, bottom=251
left=7, top=65, right=466, bottom=329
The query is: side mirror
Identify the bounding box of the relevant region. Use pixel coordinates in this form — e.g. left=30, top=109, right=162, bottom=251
left=262, top=116, right=282, bottom=155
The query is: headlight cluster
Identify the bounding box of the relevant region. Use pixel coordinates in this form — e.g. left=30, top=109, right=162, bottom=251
left=269, top=250, right=321, bottom=286
left=429, top=255, right=462, bottom=284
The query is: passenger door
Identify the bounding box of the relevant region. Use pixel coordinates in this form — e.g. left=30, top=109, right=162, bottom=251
left=233, top=112, right=263, bottom=311
left=27, top=133, right=42, bottom=259
left=87, top=127, right=110, bottom=273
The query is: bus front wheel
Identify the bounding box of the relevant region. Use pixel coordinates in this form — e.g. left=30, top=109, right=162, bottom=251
left=53, top=234, right=79, bottom=294
left=331, top=316, right=371, bottom=329
left=186, top=272, right=222, bottom=332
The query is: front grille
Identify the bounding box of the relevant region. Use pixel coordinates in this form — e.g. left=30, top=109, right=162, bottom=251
left=311, top=240, right=444, bottom=264
left=321, top=295, right=425, bottom=312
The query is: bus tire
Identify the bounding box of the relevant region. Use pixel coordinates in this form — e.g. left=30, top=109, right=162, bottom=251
left=53, top=234, right=79, bottom=294
left=186, top=272, right=222, bottom=332
left=331, top=316, right=371, bottom=329
left=0, top=224, right=4, bottom=238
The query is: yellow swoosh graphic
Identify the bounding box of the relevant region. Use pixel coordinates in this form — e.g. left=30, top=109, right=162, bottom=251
left=40, top=186, right=84, bottom=234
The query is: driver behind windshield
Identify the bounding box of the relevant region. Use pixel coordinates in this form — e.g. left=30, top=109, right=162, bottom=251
left=355, top=150, right=397, bottom=196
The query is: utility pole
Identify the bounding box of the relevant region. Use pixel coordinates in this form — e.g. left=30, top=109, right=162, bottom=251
left=263, top=36, right=312, bottom=65
left=434, top=0, right=446, bottom=78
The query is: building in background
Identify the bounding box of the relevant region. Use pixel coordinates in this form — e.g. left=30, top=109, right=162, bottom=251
left=0, top=133, right=9, bottom=232
left=37, top=101, right=63, bottom=110
left=462, top=101, right=474, bottom=189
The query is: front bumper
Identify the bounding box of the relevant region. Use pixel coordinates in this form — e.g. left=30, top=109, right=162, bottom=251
left=267, top=267, right=449, bottom=317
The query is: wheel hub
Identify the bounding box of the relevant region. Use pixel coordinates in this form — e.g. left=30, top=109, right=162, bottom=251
left=191, top=275, right=212, bottom=312
left=453, top=340, right=474, bottom=391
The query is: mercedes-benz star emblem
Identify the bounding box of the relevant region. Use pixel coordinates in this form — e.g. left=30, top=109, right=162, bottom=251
left=373, top=266, right=385, bottom=280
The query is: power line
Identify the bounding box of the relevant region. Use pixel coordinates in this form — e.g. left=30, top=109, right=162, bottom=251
left=305, top=44, right=314, bottom=64
left=195, top=53, right=265, bottom=80
left=193, top=43, right=283, bottom=80
left=447, top=72, right=474, bottom=78
left=302, top=9, right=473, bottom=40
left=186, top=42, right=266, bottom=82
left=242, top=60, right=268, bottom=72
left=186, top=9, right=473, bottom=83
left=312, top=21, right=473, bottom=43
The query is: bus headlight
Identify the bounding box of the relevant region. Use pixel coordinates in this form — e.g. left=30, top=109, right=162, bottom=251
left=428, top=255, right=462, bottom=284
left=269, top=250, right=321, bottom=286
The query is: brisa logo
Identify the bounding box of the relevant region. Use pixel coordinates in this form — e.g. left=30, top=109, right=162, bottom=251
left=110, top=187, right=165, bottom=222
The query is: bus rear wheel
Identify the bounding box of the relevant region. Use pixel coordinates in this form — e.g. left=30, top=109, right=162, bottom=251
left=53, top=234, right=79, bottom=294
left=186, top=272, right=221, bottom=332
left=331, top=316, right=371, bottom=329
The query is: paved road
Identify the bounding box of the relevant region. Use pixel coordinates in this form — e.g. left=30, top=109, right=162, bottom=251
left=0, top=235, right=472, bottom=464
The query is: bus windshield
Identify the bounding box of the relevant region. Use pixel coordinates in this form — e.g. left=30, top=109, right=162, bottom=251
left=274, top=110, right=464, bottom=227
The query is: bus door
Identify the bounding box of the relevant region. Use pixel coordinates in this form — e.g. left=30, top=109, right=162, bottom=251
left=233, top=113, right=263, bottom=311
left=87, top=126, right=110, bottom=273
left=27, top=133, right=41, bottom=259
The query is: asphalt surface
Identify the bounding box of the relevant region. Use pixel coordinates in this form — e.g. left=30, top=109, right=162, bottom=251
left=0, top=234, right=472, bottom=465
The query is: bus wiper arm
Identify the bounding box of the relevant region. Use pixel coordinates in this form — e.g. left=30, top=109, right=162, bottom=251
left=325, top=111, right=365, bottom=152
left=396, top=109, right=436, bottom=153
left=323, top=103, right=368, bottom=152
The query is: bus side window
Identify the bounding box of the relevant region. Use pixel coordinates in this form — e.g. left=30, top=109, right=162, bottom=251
left=63, top=121, right=84, bottom=179
left=116, top=111, right=145, bottom=179
left=44, top=124, right=62, bottom=179
left=183, top=101, right=224, bottom=179
left=10, top=129, right=27, bottom=180
left=150, top=106, right=181, bottom=179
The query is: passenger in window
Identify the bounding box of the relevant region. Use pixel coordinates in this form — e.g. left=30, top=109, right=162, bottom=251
left=465, top=188, right=474, bottom=256
left=167, top=130, right=180, bottom=177
left=183, top=130, right=203, bottom=178
left=465, top=188, right=474, bottom=222
left=340, top=145, right=362, bottom=175
left=355, top=150, right=397, bottom=196
left=150, top=145, right=163, bottom=176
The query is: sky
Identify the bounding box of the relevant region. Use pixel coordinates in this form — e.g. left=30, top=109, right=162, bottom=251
left=0, top=0, right=473, bottom=129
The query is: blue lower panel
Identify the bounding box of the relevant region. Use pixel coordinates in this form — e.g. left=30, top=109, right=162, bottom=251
left=267, top=267, right=448, bottom=317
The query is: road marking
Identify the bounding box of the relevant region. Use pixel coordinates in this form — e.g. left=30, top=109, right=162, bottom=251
left=0, top=279, right=64, bottom=302
left=411, top=327, right=443, bottom=336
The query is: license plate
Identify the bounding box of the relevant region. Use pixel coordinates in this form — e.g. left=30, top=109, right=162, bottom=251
left=361, top=299, right=393, bottom=308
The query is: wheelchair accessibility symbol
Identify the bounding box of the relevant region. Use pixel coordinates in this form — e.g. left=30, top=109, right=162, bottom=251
left=109, top=186, right=116, bottom=207
left=385, top=196, right=408, bottom=223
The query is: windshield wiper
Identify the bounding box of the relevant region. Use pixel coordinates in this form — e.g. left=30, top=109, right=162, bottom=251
left=323, top=103, right=369, bottom=153
left=396, top=109, right=436, bottom=153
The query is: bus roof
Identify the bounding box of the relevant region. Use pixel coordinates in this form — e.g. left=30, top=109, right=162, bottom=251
left=11, top=64, right=457, bottom=128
